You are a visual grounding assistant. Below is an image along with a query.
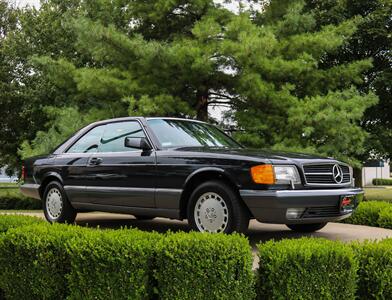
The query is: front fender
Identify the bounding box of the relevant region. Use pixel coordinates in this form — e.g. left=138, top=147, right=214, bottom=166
left=183, top=167, right=240, bottom=189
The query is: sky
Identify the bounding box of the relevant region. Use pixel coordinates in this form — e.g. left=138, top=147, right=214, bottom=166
left=13, top=0, right=263, bottom=14
left=12, top=0, right=40, bottom=7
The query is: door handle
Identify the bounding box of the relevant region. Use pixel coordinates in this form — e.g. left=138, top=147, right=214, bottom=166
left=89, top=157, right=102, bottom=165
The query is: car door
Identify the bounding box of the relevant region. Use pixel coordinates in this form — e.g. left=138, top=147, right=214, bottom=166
left=55, top=124, right=106, bottom=204
left=84, top=120, right=156, bottom=207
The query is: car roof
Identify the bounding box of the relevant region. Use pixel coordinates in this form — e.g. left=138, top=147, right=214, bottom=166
left=89, top=116, right=208, bottom=127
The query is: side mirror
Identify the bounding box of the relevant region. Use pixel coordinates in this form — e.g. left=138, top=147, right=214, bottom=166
left=124, top=137, right=151, bottom=151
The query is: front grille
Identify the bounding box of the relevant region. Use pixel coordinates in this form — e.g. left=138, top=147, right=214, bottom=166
left=303, top=163, right=351, bottom=185
left=302, top=206, right=341, bottom=218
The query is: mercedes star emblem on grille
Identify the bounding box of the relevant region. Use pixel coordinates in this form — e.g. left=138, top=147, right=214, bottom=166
left=332, top=164, right=344, bottom=184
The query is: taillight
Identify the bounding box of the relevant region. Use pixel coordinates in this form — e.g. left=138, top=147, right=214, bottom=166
left=21, top=165, right=25, bottom=181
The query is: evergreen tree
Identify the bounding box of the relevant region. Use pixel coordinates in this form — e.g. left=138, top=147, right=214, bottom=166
left=232, top=1, right=377, bottom=164
left=1, top=0, right=378, bottom=167
left=304, top=0, right=392, bottom=161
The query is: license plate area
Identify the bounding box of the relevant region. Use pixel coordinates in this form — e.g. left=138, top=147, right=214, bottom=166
left=340, top=195, right=355, bottom=213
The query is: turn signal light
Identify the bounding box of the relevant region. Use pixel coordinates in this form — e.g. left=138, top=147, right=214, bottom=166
left=251, top=164, right=275, bottom=184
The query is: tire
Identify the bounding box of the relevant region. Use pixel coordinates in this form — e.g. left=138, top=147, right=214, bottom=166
left=134, top=215, right=155, bottom=220
left=286, top=222, right=327, bottom=232
left=187, top=180, right=249, bottom=234
left=43, top=181, right=77, bottom=224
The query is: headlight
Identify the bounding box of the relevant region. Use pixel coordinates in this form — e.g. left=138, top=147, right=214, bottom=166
left=250, top=164, right=300, bottom=184
left=274, top=165, right=301, bottom=184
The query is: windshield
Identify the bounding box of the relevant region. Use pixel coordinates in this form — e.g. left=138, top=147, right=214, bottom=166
left=147, top=119, right=242, bottom=149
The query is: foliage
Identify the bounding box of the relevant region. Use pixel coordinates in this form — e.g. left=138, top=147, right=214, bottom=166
left=155, top=231, right=255, bottom=300
left=352, top=239, right=392, bottom=299
left=0, top=186, right=41, bottom=209
left=343, top=201, right=392, bottom=227
left=0, top=223, right=87, bottom=300
left=234, top=1, right=377, bottom=165
left=0, top=214, right=43, bottom=233
left=257, top=237, right=358, bottom=300
left=19, top=106, right=110, bottom=159
left=0, top=0, right=379, bottom=168
left=66, top=228, right=161, bottom=300
left=1, top=215, right=392, bottom=300
left=372, top=178, right=392, bottom=186
left=304, top=0, right=392, bottom=162
left=378, top=208, right=392, bottom=229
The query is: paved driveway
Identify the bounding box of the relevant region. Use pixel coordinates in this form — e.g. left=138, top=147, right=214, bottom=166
left=4, top=212, right=392, bottom=269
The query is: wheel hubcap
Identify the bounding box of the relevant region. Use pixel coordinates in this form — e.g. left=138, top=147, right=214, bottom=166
left=46, top=188, right=63, bottom=219
left=194, top=192, right=229, bottom=233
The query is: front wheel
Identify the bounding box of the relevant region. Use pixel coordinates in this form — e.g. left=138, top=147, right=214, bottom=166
left=187, top=180, right=249, bottom=234
left=43, top=181, right=77, bottom=223
left=286, top=222, right=327, bottom=232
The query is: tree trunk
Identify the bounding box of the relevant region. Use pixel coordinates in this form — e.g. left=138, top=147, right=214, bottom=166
left=196, top=91, right=208, bottom=121
left=353, top=167, right=363, bottom=188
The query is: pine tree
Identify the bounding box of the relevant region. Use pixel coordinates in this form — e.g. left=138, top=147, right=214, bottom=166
left=2, top=0, right=378, bottom=166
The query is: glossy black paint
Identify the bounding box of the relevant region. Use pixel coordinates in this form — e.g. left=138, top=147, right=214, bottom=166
left=21, top=117, right=362, bottom=222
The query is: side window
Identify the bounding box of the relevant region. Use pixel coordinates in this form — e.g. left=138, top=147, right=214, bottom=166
left=99, top=121, right=146, bottom=153
left=66, top=125, right=105, bottom=154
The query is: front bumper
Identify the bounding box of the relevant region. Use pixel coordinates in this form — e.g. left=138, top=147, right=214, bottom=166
left=240, top=188, right=363, bottom=224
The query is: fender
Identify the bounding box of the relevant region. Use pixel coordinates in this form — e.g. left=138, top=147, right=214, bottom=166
left=40, top=171, right=63, bottom=185
left=182, top=167, right=240, bottom=190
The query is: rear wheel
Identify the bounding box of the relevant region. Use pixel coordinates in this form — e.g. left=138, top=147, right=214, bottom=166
left=187, top=181, right=249, bottom=234
left=286, top=222, right=327, bottom=232
left=43, top=181, right=77, bottom=224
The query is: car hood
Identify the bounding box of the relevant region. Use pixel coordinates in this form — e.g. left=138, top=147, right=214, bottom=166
left=174, top=147, right=338, bottom=164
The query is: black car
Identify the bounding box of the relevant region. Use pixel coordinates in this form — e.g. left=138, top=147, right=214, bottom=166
left=21, top=117, right=363, bottom=233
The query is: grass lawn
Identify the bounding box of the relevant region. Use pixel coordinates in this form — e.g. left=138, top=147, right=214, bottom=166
left=0, top=210, right=41, bottom=213
left=364, top=187, right=392, bottom=202
left=0, top=186, right=23, bottom=198
left=0, top=182, right=18, bottom=187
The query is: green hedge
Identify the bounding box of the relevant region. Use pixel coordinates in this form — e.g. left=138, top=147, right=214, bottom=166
left=257, top=238, right=358, bottom=300
left=353, top=239, right=392, bottom=299
left=0, top=214, right=43, bottom=233
left=155, top=232, right=255, bottom=300
left=0, top=223, right=87, bottom=300
left=343, top=201, right=392, bottom=228
left=66, top=228, right=161, bottom=300
left=373, top=178, right=392, bottom=186
left=0, top=187, right=41, bottom=210
left=0, top=215, right=42, bottom=299
left=378, top=207, right=392, bottom=229
left=0, top=216, right=254, bottom=300
left=0, top=215, right=391, bottom=300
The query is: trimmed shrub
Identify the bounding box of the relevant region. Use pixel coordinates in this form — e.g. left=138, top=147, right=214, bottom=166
left=373, top=178, right=392, bottom=186
left=66, top=228, right=161, bottom=300
left=0, top=223, right=86, bottom=300
left=155, top=232, right=255, bottom=300
left=343, top=201, right=391, bottom=227
left=378, top=207, right=392, bottom=229
left=0, top=187, right=41, bottom=210
left=0, top=214, right=43, bottom=233
left=353, top=239, right=392, bottom=299
left=257, top=238, right=358, bottom=300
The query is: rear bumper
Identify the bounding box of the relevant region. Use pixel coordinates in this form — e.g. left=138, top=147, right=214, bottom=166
left=20, top=184, right=41, bottom=200
left=240, top=188, right=363, bottom=224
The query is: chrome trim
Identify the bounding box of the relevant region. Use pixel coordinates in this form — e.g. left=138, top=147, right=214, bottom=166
left=301, top=162, right=352, bottom=186
left=240, top=188, right=363, bottom=197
